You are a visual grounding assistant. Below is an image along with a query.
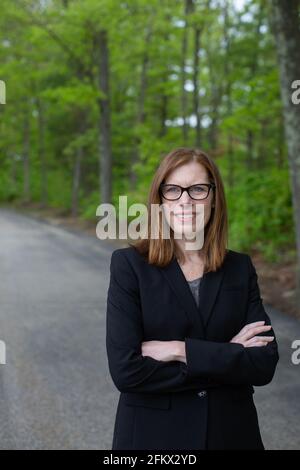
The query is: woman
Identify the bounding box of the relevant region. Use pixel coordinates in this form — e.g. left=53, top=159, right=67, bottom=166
left=106, top=147, right=279, bottom=450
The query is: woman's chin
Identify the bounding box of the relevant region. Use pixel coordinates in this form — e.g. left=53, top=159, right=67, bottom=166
left=173, top=226, right=198, bottom=238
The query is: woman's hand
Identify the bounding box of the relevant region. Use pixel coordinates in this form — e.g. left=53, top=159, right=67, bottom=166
left=141, top=340, right=186, bottom=362
left=230, top=321, right=274, bottom=348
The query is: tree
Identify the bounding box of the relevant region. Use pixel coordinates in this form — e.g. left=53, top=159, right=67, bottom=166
left=269, top=0, right=300, bottom=310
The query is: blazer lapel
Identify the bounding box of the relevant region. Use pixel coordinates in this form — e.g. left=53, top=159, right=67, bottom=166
left=160, top=255, right=227, bottom=335
left=198, top=266, right=226, bottom=328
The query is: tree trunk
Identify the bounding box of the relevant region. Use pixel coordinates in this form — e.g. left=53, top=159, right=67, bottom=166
left=159, top=80, right=168, bottom=138
left=193, top=25, right=202, bottom=148
left=270, top=0, right=300, bottom=310
left=37, top=97, right=48, bottom=208
left=159, top=13, right=173, bottom=138
left=246, top=130, right=254, bottom=170
left=72, top=142, right=83, bottom=218
left=22, top=108, right=30, bottom=203
left=223, top=0, right=234, bottom=188
left=180, top=0, right=193, bottom=144
left=129, top=26, right=151, bottom=190
left=246, top=3, right=264, bottom=170
left=206, top=0, right=221, bottom=153
left=276, top=114, right=285, bottom=169
left=97, top=29, right=112, bottom=205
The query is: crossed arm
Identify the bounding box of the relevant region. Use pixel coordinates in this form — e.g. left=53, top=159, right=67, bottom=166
left=141, top=319, right=275, bottom=364
left=106, top=250, right=279, bottom=394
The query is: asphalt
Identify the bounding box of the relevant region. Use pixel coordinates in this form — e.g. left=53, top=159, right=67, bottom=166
left=0, top=207, right=299, bottom=449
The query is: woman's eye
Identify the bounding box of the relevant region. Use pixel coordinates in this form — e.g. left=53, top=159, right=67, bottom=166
left=167, top=187, right=179, bottom=192
left=193, top=186, right=205, bottom=192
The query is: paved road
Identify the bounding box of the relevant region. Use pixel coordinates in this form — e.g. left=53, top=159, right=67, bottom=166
left=0, top=208, right=299, bottom=449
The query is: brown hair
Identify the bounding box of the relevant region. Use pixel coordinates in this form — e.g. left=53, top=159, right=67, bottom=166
left=129, top=147, right=228, bottom=273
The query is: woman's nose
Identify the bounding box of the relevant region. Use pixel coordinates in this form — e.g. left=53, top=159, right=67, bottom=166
left=179, top=189, right=194, bottom=204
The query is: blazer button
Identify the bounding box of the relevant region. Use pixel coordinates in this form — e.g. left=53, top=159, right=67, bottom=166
left=198, top=390, right=207, bottom=398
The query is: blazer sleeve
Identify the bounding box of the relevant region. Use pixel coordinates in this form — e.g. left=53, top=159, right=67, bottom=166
left=184, top=255, right=280, bottom=386
left=106, top=249, right=218, bottom=394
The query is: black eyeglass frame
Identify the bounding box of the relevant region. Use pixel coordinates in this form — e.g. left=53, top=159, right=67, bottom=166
left=159, top=183, right=216, bottom=201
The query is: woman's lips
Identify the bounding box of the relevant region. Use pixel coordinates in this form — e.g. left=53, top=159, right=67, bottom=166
left=174, top=213, right=195, bottom=221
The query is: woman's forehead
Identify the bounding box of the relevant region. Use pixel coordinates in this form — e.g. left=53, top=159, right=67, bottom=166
left=165, top=163, right=209, bottom=184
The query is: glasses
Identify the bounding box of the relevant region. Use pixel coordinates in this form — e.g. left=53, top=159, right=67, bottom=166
left=159, top=183, right=216, bottom=201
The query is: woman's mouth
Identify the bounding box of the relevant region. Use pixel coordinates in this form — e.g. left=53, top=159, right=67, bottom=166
left=174, top=212, right=195, bottom=221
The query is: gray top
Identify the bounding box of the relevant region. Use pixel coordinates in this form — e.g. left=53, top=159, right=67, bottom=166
left=186, top=276, right=202, bottom=307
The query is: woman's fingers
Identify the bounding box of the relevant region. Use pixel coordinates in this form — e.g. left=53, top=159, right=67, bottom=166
left=253, top=336, right=274, bottom=342
left=239, top=321, right=265, bottom=335
left=244, top=336, right=274, bottom=347
left=246, top=321, right=266, bottom=328
left=246, top=341, right=268, bottom=347
left=240, top=325, right=272, bottom=342
left=247, top=335, right=274, bottom=343
left=230, top=321, right=275, bottom=345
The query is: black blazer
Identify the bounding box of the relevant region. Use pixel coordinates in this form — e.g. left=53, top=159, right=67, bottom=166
left=106, top=246, right=279, bottom=450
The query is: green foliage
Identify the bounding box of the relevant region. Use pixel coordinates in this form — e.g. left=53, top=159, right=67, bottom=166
left=227, top=165, right=293, bottom=261
left=47, top=171, right=72, bottom=209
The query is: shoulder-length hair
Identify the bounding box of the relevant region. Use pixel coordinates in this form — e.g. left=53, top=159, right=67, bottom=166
left=129, top=147, right=228, bottom=273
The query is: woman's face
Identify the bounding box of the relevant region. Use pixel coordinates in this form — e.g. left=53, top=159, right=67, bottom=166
left=160, top=161, right=214, bottom=241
